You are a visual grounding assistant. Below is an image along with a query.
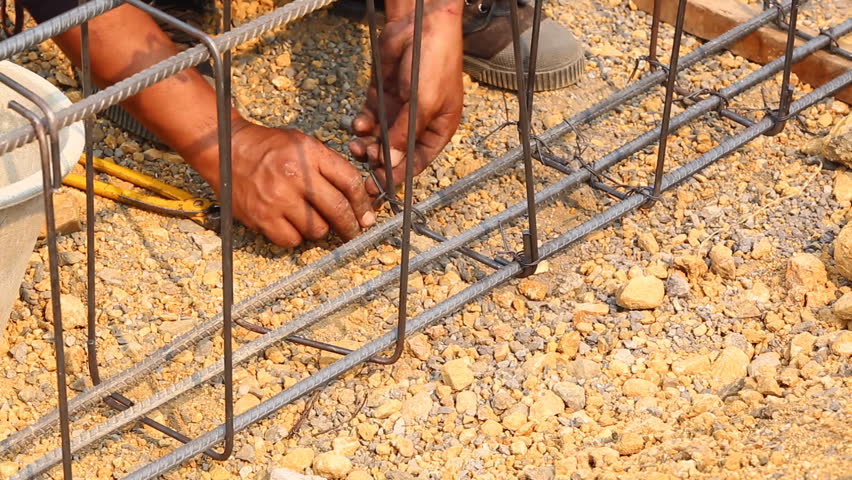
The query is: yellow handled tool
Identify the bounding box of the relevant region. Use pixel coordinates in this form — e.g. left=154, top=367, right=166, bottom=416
left=63, top=155, right=220, bottom=232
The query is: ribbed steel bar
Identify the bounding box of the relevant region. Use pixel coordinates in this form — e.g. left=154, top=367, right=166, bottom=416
left=5, top=101, right=74, bottom=478
left=651, top=0, right=688, bottom=197
left=125, top=65, right=852, bottom=480
left=764, top=0, right=799, bottom=136
left=0, top=0, right=121, bottom=60
left=18, top=18, right=851, bottom=477
left=508, top=0, right=540, bottom=270
left=0, top=2, right=792, bottom=456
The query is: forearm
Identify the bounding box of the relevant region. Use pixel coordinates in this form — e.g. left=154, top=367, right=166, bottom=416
left=384, top=0, right=463, bottom=21
left=51, top=4, right=240, bottom=186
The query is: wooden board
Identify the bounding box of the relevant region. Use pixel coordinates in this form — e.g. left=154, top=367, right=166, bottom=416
left=633, top=0, right=852, bottom=104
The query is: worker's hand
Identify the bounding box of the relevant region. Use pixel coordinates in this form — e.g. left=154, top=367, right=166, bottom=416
left=224, top=124, right=375, bottom=247
left=349, top=0, right=463, bottom=196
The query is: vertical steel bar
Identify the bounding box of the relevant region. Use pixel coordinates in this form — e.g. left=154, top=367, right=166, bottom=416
left=365, top=0, right=396, bottom=206
left=372, top=0, right=425, bottom=365
left=123, top=0, right=234, bottom=457
left=764, top=0, right=799, bottom=136
left=648, top=0, right=662, bottom=70
left=525, top=0, right=544, bottom=111
left=650, top=0, right=688, bottom=197
left=219, top=0, right=236, bottom=457
left=7, top=101, right=73, bottom=479
left=508, top=0, right=539, bottom=265
left=79, top=0, right=101, bottom=395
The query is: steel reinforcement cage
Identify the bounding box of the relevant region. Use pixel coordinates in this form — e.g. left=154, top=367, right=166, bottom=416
left=0, top=0, right=849, bottom=478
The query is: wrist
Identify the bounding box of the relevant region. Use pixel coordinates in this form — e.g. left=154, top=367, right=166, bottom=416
left=183, top=109, right=253, bottom=192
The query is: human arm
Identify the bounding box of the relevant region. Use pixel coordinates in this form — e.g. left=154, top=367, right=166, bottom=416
left=28, top=3, right=375, bottom=246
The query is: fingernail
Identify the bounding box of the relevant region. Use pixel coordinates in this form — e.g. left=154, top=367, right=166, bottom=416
left=361, top=211, right=376, bottom=227
left=390, top=148, right=405, bottom=168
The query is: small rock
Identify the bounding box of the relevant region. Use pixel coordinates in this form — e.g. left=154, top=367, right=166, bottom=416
left=313, top=452, right=352, bottom=479
left=59, top=251, right=86, bottom=266
left=836, top=223, right=852, bottom=281
left=637, top=232, right=660, bottom=254
left=558, top=331, right=581, bottom=358
left=44, top=294, right=87, bottom=329
left=622, top=378, right=657, bottom=397
left=235, top=394, right=261, bottom=414
left=42, top=191, right=83, bottom=237
left=280, top=447, right=315, bottom=472
left=406, top=334, right=431, bottom=361
left=568, top=359, right=601, bottom=379
left=392, top=437, right=415, bottom=457
left=518, top=279, right=547, bottom=301
left=441, top=358, right=474, bottom=391
left=0, top=462, right=18, bottom=477
left=615, top=432, right=644, bottom=455
left=332, top=437, right=360, bottom=457
left=529, top=390, right=565, bottom=421
left=455, top=390, right=478, bottom=414
left=347, top=471, right=372, bottom=480
left=755, top=374, right=783, bottom=396
left=815, top=111, right=852, bottom=166
left=709, top=244, right=736, bottom=279
left=268, top=468, right=326, bottom=480
left=674, top=255, right=708, bottom=280
left=830, top=330, right=852, bottom=356
left=275, top=52, right=292, bottom=67
left=748, top=352, right=781, bottom=377
left=786, top=253, right=835, bottom=307
left=552, top=382, right=585, bottom=411
left=672, top=354, right=710, bottom=376
left=159, top=319, right=194, bottom=336
left=209, top=466, right=231, bottom=480
left=709, top=347, right=749, bottom=388
left=833, top=292, right=852, bottom=321
left=833, top=170, right=852, bottom=202
left=302, top=78, right=319, bottom=91
left=665, top=271, right=691, bottom=298
left=789, top=332, right=816, bottom=360
left=522, top=465, right=555, bottom=480
left=616, top=276, right=665, bottom=310
left=235, top=444, right=255, bottom=462
left=191, top=233, right=222, bottom=256
left=501, top=403, right=529, bottom=431
left=400, top=390, right=432, bottom=421
left=373, top=399, right=401, bottom=419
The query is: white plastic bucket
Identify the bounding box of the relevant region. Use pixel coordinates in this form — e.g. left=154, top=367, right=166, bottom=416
left=0, top=61, right=85, bottom=335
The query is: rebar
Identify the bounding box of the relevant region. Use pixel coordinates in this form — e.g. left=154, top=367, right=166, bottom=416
left=0, top=0, right=805, bottom=458
left=13, top=16, right=852, bottom=478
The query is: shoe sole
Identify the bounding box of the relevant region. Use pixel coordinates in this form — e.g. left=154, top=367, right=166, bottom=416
left=463, top=53, right=586, bottom=92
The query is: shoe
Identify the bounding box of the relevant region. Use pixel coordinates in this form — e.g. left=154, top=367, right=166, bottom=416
left=331, top=0, right=585, bottom=92
left=462, top=0, right=585, bottom=91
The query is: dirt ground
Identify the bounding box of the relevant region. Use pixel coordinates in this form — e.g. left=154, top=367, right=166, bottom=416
left=0, top=0, right=850, bottom=479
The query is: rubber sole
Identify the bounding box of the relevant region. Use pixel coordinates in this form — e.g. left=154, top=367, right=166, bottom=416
left=463, top=53, right=586, bottom=92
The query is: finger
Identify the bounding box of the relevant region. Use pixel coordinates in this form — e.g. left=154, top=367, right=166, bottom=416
left=260, top=217, right=303, bottom=248
left=353, top=107, right=377, bottom=136
left=317, top=155, right=375, bottom=232
left=349, top=136, right=377, bottom=160
left=283, top=200, right=332, bottom=242
left=383, top=98, right=439, bottom=171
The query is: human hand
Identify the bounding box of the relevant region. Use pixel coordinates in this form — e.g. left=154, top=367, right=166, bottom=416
left=349, top=0, right=464, bottom=196
left=222, top=124, right=374, bottom=247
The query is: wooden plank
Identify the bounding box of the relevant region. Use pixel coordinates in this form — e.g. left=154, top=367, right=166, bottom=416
left=632, top=0, right=852, bottom=104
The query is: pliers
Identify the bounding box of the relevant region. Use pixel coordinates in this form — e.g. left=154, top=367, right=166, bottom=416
left=63, top=155, right=221, bottom=232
